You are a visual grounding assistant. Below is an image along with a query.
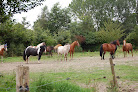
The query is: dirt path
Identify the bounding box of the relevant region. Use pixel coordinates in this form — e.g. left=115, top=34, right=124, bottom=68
left=0, top=56, right=138, bottom=73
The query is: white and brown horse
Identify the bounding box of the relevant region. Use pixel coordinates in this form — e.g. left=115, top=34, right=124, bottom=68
left=0, top=43, right=7, bottom=63
left=57, top=44, right=70, bottom=61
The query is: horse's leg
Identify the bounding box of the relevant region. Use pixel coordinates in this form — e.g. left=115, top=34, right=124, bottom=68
left=103, top=51, right=106, bottom=60
left=131, top=49, right=133, bottom=57
left=38, top=54, right=42, bottom=63
left=61, top=54, right=62, bottom=61
left=70, top=51, right=71, bottom=59
left=123, top=51, right=125, bottom=57
left=72, top=52, right=73, bottom=59
left=1, top=56, right=3, bottom=63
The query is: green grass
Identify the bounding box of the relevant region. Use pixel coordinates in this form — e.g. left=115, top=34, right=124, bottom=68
left=115, top=65, right=138, bottom=81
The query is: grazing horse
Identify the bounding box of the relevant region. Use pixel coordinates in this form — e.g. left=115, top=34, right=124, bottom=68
left=57, top=44, right=70, bottom=61
left=54, top=44, right=62, bottom=52
left=123, top=40, right=133, bottom=57
left=100, top=40, right=120, bottom=60
left=28, top=42, right=46, bottom=48
left=0, top=43, right=7, bottom=63
left=23, top=45, right=46, bottom=64
left=46, top=46, right=54, bottom=56
left=69, top=41, right=80, bottom=59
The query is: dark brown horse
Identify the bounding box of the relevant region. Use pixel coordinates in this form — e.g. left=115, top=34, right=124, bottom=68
left=100, top=40, right=120, bottom=60
left=0, top=43, right=7, bottom=63
left=123, top=40, right=133, bottom=57
left=46, top=46, right=54, bottom=56
left=69, top=41, right=80, bottom=59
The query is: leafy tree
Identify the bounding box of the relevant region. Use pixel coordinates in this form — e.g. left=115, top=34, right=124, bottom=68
left=54, top=30, right=72, bottom=45
left=125, top=25, right=138, bottom=48
left=34, top=3, right=71, bottom=34
left=69, top=0, right=137, bottom=32
left=98, top=20, right=125, bottom=43
left=0, top=0, right=44, bottom=23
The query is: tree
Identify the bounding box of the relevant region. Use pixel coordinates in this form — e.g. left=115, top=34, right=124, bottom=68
left=98, top=20, right=125, bottom=43
left=33, top=3, right=71, bottom=34
left=69, top=0, right=137, bottom=31
left=0, top=0, right=44, bottom=23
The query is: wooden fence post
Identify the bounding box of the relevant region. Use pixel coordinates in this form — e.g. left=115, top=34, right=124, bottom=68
left=16, top=65, right=29, bottom=92
left=109, top=58, right=117, bottom=87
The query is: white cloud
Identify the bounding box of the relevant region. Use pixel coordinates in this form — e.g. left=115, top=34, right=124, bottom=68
left=13, top=0, right=72, bottom=29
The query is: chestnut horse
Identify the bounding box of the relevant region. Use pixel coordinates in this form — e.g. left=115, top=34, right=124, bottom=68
left=0, top=43, right=7, bottom=63
left=123, top=40, right=133, bottom=57
left=100, top=40, right=120, bottom=60
left=69, top=41, right=80, bottom=59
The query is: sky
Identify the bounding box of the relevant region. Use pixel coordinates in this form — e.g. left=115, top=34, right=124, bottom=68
left=13, top=0, right=72, bottom=29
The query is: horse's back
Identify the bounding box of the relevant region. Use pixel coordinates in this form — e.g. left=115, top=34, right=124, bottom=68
left=123, top=43, right=133, bottom=51
left=102, top=43, right=116, bottom=51
left=26, top=47, right=38, bottom=56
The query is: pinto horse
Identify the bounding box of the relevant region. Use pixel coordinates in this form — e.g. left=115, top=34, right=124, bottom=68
left=0, top=43, right=7, bottom=63
left=100, top=40, right=120, bottom=60
left=69, top=41, right=80, bottom=59
left=28, top=42, right=46, bottom=48
left=46, top=46, right=54, bottom=56
left=123, top=40, right=133, bottom=57
left=57, top=44, right=70, bottom=61
left=23, top=45, right=46, bottom=64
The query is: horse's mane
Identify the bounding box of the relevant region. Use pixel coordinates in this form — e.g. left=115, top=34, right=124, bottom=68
left=110, top=40, right=117, bottom=45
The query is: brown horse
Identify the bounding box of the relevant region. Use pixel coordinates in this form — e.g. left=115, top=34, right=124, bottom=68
left=123, top=40, right=133, bottom=57
left=100, top=40, right=120, bottom=60
left=46, top=46, right=54, bottom=56
left=0, top=43, right=7, bottom=63
left=69, top=41, right=80, bottom=59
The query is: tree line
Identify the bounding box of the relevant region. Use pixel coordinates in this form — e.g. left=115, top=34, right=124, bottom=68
left=0, top=0, right=137, bottom=56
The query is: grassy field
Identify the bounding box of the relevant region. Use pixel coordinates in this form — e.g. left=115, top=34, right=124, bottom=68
left=0, top=47, right=138, bottom=92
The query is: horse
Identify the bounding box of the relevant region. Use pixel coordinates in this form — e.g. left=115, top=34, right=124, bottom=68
left=23, top=45, right=46, bottom=64
left=100, top=40, right=120, bottom=60
left=69, top=41, right=80, bottom=59
left=123, top=40, right=133, bottom=57
left=54, top=44, right=62, bottom=52
left=46, top=46, right=54, bottom=56
left=28, top=42, right=46, bottom=48
left=0, top=43, right=7, bottom=63
left=57, top=44, right=70, bottom=61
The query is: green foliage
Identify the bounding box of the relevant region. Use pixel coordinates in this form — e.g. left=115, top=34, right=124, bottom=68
left=54, top=30, right=72, bottom=45
left=34, top=3, right=71, bottom=34
left=0, top=73, right=16, bottom=92
left=0, top=0, right=44, bottom=23
left=98, top=20, right=125, bottom=43
left=69, top=0, right=137, bottom=31
left=31, top=74, right=91, bottom=92
left=125, top=25, right=138, bottom=48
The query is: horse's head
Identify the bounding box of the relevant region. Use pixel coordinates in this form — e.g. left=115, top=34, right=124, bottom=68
left=116, top=40, right=120, bottom=46
left=75, top=41, right=80, bottom=47
left=123, top=40, right=126, bottom=46
left=4, top=43, right=7, bottom=51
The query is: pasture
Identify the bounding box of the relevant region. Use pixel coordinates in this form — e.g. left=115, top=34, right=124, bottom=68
left=0, top=47, right=138, bottom=92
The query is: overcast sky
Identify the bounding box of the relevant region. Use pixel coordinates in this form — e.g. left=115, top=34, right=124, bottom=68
left=13, top=0, right=72, bottom=29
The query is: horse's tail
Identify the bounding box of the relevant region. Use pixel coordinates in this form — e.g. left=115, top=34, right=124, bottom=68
left=100, top=45, right=103, bottom=57
left=23, top=50, right=26, bottom=61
